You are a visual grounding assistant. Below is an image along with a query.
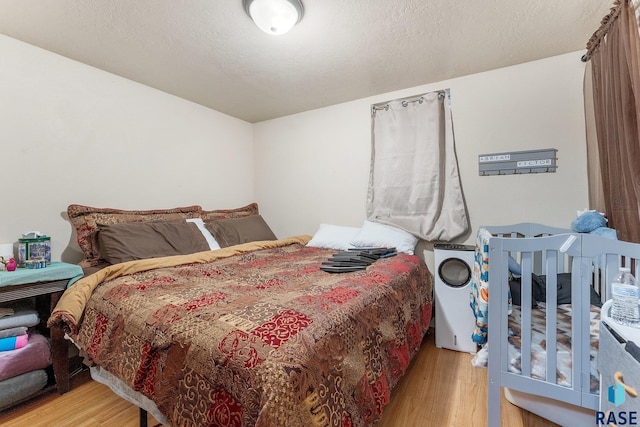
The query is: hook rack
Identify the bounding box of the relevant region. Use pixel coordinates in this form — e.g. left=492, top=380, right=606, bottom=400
left=479, top=148, right=558, bottom=176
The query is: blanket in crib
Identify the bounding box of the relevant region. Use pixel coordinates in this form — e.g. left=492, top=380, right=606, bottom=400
left=469, top=228, right=511, bottom=345
left=472, top=303, right=601, bottom=393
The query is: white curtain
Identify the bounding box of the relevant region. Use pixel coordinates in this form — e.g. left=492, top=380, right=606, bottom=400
left=367, top=90, right=469, bottom=241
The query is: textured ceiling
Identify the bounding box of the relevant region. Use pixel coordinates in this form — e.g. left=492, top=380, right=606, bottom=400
left=0, top=0, right=613, bottom=123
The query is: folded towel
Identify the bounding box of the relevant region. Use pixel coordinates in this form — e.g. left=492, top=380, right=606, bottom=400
left=0, top=335, right=28, bottom=352
left=0, top=333, right=50, bottom=381
left=0, top=308, right=13, bottom=319
left=0, top=369, right=48, bottom=408
left=0, top=310, right=39, bottom=330
left=0, top=327, right=28, bottom=340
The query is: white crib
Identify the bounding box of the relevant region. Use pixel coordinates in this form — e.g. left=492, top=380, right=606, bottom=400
left=478, top=223, right=640, bottom=426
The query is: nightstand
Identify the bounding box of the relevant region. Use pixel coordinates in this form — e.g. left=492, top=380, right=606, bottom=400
left=0, top=262, right=83, bottom=407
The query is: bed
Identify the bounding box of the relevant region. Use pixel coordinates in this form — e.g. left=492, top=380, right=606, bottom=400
left=48, top=204, right=432, bottom=427
left=470, top=223, right=640, bottom=426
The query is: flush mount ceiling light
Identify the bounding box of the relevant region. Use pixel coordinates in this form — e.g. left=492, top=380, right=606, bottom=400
left=243, top=0, right=304, bottom=35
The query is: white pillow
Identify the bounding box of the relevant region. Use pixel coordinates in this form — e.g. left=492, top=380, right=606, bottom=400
left=350, top=220, right=418, bottom=255
left=186, top=218, right=221, bottom=250
left=306, top=224, right=361, bottom=250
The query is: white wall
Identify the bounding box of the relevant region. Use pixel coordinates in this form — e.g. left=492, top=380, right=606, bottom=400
left=0, top=35, right=590, bottom=271
left=0, top=35, right=255, bottom=263
left=254, top=52, right=589, bottom=269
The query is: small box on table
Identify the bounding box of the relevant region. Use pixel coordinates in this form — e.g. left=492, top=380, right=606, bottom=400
left=17, top=237, right=51, bottom=268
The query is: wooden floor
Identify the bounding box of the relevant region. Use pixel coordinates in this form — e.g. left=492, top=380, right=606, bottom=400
left=0, top=330, right=557, bottom=427
left=375, top=331, right=558, bottom=427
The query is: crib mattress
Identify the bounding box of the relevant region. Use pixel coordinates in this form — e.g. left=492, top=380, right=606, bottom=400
left=474, top=303, right=601, bottom=393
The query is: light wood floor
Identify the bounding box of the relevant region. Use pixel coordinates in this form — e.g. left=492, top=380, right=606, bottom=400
left=0, top=330, right=557, bottom=427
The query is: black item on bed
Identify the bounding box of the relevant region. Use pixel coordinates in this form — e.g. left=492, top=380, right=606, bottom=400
left=509, top=272, right=602, bottom=308
left=320, top=248, right=397, bottom=273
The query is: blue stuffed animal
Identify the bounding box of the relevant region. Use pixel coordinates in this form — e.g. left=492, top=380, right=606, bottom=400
left=571, top=209, right=617, bottom=239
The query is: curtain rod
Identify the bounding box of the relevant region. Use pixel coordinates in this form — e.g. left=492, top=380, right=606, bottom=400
left=582, top=0, right=627, bottom=62
left=371, top=89, right=449, bottom=113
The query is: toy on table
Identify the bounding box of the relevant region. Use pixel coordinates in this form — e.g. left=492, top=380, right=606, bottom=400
left=1, top=257, right=17, bottom=272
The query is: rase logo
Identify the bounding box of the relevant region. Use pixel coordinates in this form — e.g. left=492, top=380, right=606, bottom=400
left=610, top=381, right=627, bottom=407
left=595, top=382, right=638, bottom=425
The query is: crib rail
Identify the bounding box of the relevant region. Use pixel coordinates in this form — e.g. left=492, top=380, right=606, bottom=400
left=481, top=223, right=636, bottom=427
left=582, top=234, right=640, bottom=302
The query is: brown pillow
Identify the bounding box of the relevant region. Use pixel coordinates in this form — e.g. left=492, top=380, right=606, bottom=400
left=204, top=215, right=277, bottom=248
left=200, top=203, right=259, bottom=222
left=67, top=204, right=203, bottom=267
left=96, top=220, right=210, bottom=264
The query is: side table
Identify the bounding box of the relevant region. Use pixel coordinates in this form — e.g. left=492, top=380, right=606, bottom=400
left=0, top=262, right=83, bottom=400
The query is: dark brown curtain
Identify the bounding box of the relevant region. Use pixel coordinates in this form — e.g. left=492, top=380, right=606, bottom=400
left=586, top=0, right=640, bottom=243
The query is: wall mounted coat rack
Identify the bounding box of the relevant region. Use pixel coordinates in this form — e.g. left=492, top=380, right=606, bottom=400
left=478, top=148, right=557, bottom=176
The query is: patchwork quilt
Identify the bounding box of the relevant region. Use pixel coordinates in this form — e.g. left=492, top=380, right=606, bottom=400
left=49, top=237, right=432, bottom=427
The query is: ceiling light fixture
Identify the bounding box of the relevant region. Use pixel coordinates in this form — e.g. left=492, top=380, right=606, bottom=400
left=243, top=0, right=304, bottom=36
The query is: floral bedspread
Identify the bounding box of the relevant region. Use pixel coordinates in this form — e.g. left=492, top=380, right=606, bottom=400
left=51, top=239, right=432, bottom=427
